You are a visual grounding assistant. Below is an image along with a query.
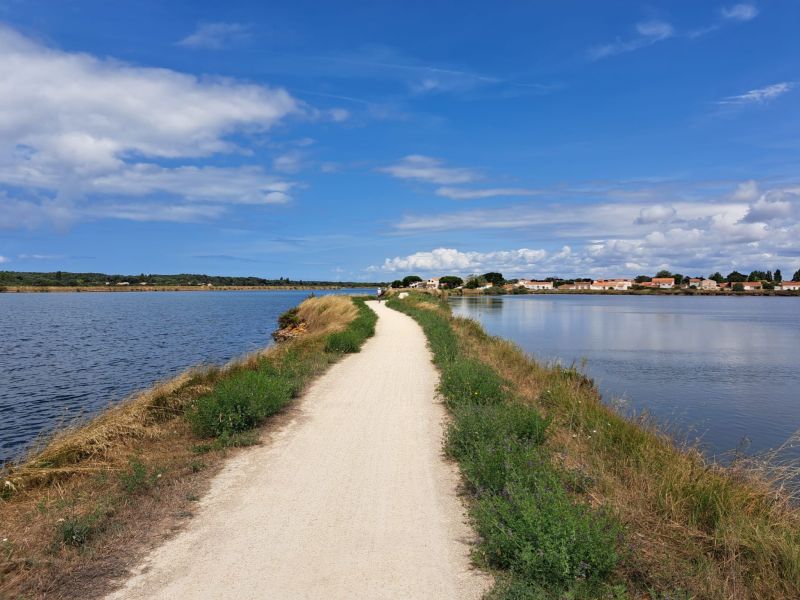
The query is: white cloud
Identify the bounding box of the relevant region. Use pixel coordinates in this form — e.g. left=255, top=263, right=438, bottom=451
left=273, top=152, right=304, bottom=174
left=718, top=82, right=793, bottom=105
left=589, top=20, right=673, bottom=60
left=0, top=24, right=305, bottom=228
left=385, top=182, right=800, bottom=276
left=721, top=4, right=759, bottom=22
left=636, top=21, right=674, bottom=39
left=635, top=204, right=676, bottom=224
left=742, top=191, right=797, bottom=223
left=0, top=255, right=9, bottom=264
left=177, top=22, right=252, bottom=49
left=435, top=187, right=542, bottom=200
left=372, top=247, right=550, bottom=275
left=378, top=155, right=477, bottom=185
left=732, top=180, right=759, bottom=201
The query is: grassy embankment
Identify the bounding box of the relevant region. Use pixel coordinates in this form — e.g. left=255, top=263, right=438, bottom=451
left=388, top=293, right=800, bottom=599
left=0, top=295, right=376, bottom=599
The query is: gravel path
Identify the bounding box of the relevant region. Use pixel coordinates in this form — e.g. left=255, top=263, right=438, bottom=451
left=107, top=300, right=489, bottom=600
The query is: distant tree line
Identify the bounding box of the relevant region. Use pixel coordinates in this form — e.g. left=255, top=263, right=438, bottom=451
left=0, top=271, right=382, bottom=288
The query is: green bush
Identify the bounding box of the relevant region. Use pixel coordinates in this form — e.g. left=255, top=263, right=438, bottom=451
left=439, top=358, right=508, bottom=407
left=278, top=307, right=301, bottom=329
left=475, top=476, right=621, bottom=587
left=186, top=364, right=296, bottom=437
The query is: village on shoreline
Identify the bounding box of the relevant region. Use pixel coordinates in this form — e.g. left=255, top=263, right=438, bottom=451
left=392, top=268, right=800, bottom=295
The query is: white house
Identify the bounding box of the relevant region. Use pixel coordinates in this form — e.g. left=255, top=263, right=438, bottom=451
left=779, top=281, right=800, bottom=290
left=699, top=279, right=718, bottom=290
left=518, top=280, right=553, bottom=290
left=651, top=277, right=675, bottom=289
left=409, top=281, right=426, bottom=289
left=426, top=277, right=441, bottom=289
left=590, top=279, right=633, bottom=291
left=740, top=281, right=762, bottom=291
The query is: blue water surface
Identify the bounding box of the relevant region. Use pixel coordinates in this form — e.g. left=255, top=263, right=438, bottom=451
left=0, top=289, right=367, bottom=463
left=449, top=295, right=800, bottom=461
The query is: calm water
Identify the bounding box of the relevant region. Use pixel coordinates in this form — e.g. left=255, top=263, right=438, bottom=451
left=0, top=289, right=367, bottom=463
left=450, top=295, right=800, bottom=461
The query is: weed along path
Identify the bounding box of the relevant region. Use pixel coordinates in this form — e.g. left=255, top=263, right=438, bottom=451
left=106, top=301, right=489, bottom=600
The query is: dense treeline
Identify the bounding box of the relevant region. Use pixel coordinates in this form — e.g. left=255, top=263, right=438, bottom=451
left=0, top=271, right=381, bottom=288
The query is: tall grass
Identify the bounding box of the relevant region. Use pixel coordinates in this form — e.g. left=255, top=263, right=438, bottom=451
left=390, top=292, right=800, bottom=599
left=387, top=294, right=623, bottom=598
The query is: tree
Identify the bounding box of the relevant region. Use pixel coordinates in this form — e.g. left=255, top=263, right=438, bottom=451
left=793, top=268, right=800, bottom=281
left=465, top=276, right=485, bottom=289
left=390, top=280, right=403, bottom=288
left=733, top=282, right=745, bottom=292
left=709, top=272, right=724, bottom=284
left=727, top=271, right=747, bottom=283
left=635, top=275, right=651, bottom=283
left=482, top=272, right=505, bottom=286
left=438, top=275, right=463, bottom=289
left=774, top=269, right=782, bottom=283
left=673, top=273, right=684, bottom=285
left=401, top=275, right=422, bottom=287
left=655, top=269, right=672, bottom=279
left=766, top=270, right=773, bottom=282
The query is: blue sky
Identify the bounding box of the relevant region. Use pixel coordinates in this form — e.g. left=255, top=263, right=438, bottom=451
left=0, top=1, right=798, bottom=280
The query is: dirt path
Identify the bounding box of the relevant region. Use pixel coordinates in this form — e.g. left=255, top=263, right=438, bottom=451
left=107, top=301, right=489, bottom=600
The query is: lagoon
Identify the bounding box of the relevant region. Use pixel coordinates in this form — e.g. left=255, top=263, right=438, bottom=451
left=0, top=289, right=366, bottom=463
left=449, top=295, right=800, bottom=461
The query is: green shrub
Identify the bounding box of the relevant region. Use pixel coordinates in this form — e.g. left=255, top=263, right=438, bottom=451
left=475, top=476, right=621, bottom=587
left=439, top=358, right=508, bottom=407
left=58, top=515, right=95, bottom=546
left=186, top=364, right=296, bottom=437
left=278, top=307, right=301, bottom=329
left=448, top=403, right=549, bottom=456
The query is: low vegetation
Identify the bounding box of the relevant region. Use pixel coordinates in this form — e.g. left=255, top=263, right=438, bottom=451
left=0, top=295, right=373, bottom=599
left=0, top=270, right=382, bottom=288
left=388, top=293, right=800, bottom=599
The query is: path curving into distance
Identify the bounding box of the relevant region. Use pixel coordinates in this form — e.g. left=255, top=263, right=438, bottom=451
left=107, top=301, right=489, bottom=600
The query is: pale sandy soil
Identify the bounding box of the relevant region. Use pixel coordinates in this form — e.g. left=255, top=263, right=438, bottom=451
left=106, top=301, right=489, bottom=600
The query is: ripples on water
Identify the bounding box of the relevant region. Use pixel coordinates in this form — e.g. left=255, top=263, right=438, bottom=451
left=0, top=289, right=366, bottom=463
left=449, top=295, right=800, bottom=462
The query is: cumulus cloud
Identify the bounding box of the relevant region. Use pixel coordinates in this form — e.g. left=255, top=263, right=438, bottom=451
left=721, top=4, right=759, bottom=22
left=732, top=180, right=760, bottom=201
left=635, top=204, right=676, bottom=224
left=742, top=191, right=797, bottom=223
left=0, top=24, right=306, bottom=228
left=718, top=82, right=793, bottom=105
left=372, top=247, right=550, bottom=274
left=177, top=22, right=252, bottom=49
left=0, top=255, right=9, bottom=263
left=589, top=20, right=674, bottom=60
left=435, top=187, right=542, bottom=200
left=385, top=181, right=800, bottom=276
left=378, top=155, right=477, bottom=185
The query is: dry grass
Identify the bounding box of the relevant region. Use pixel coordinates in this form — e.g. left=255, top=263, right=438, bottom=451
left=448, top=313, right=800, bottom=599
left=0, top=295, right=359, bottom=599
